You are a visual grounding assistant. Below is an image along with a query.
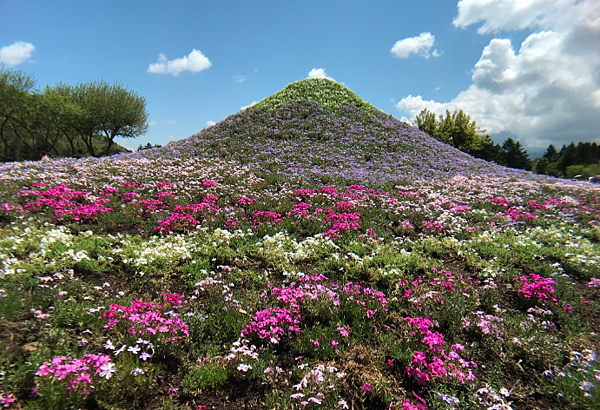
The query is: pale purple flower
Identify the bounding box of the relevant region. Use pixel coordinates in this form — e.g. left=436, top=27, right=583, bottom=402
left=132, top=368, right=144, bottom=376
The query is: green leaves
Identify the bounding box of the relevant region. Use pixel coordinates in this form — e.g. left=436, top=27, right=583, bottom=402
left=0, top=69, right=148, bottom=160
left=414, top=108, right=488, bottom=152
left=255, top=78, right=381, bottom=117
left=67, top=80, right=149, bottom=156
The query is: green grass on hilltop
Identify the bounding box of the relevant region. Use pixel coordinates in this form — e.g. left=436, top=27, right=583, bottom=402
left=254, top=78, right=381, bottom=116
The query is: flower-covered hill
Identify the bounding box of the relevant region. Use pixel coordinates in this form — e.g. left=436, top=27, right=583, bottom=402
left=133, top=78, right=543, bottom=187
left=1, top=79, right=600, bottom=410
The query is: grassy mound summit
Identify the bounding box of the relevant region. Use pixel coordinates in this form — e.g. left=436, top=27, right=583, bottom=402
left=0, top=80, right=599, bottom=410
left=254, top=78, right=381, bottom=115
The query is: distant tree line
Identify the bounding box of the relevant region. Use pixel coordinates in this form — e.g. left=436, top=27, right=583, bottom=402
left=413, top=108, right=531, bottom=171
left=137, top=142, right=162, bottom=151
left=533, top=142, right=600, bottom=178
left=0, top=68, right=149, bottom=162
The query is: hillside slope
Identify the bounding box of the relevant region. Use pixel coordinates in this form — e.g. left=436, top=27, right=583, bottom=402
left=132, top=79, right=541, bottom=187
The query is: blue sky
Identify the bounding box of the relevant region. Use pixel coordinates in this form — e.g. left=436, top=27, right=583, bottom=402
left=1, top=0, right=599, bottom=157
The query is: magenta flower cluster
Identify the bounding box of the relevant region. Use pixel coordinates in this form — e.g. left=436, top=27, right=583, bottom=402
left=13, top=183, right=113, bottom=222
left=489, top=197, right=539, bottom=221
left=245, top=274, right=388, bottom=345
left=514, top=273, right=558, bottom=303
left=154, top=198, right=219, bottom=233
left=100, top=295, right=189, bottom=344
left=35, top=354, right=113, bottom=394
left=404, top=316, right=477, bottom=386
left=241, top=307, right=300, bottom=343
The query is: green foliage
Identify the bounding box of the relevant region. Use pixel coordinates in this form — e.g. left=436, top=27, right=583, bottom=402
left=535, top=142, right=600, bottom=178
left=502, top=138, right=532, bottom=170
left=254, top=78, right=381, bottom=116
left=413, top=108, right=489, bottom=153
left=183, top=363, right=229, bottom=391
left=60, top=80, right=149, bottom=157
left=0, top=68, right=145, bottom=161
left=137, top=142, right=162, bottom=151
left=413, top=108, right=536, bottom=170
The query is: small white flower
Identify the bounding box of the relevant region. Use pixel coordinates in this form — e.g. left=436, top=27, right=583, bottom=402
left=99, top=362, right=117, bottom=379
left=128, top=345, right=141, bottom=355
left=104, top=340, right=115, bottom=350
left=114, top=345, right=126, bottom=356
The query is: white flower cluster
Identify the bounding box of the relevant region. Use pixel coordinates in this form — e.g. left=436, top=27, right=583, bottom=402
left=117, top=234, right=195, bottom=272
left=473, top=385, right=513, bottom=410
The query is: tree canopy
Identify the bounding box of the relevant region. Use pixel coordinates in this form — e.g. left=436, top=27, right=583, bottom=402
left=413, top=108, right=488, bottom=152
left=534, top=142, right=600, bottom=178
left=0, top=69, right=148, bottom=161
left=413, top=107, right=533, bottom=170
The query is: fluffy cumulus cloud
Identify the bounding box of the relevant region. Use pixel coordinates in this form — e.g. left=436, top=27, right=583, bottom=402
left=391, top=32, right=440, bottom=59
left=307, top=68, right=334, bottom=80
left=397, top=0, right=600, bottom=150
left=0, top=41, right=35, bottom=67
left=453, top=0, right=571, bottom=34
left=206, top=120, right=216, bottom=126
left=148, top=49, right=211, bottom=76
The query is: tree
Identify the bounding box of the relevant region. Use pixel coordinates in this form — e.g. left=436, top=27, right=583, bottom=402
left=534, top=157, right=551, bottom=175
left=0, top=70, right=146, bottom=162
left=558, top=143, right=577, bottom=175
left=413, top=108, right=439, bottom=140
left=65, top=80, right=149, bottom=156
left=543, top=145, right=559, bottom=162
left=41, top=85, right=84, bottom=156
left=413, top=108, right=489, bottom=153
left=502, top=138, right=531, bottom=170
left=0, top=69, right=35, bottom=160
left=470, top=137, right=506, bottom=165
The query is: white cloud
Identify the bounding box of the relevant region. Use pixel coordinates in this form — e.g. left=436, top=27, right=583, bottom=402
left=391, top=32, right=439, bottom=59
left=147, top=49, right=211, bottom=76
left=169, top=134, right=178, bottom=141
left=453, top=0, right=570, bottom=34
left=166, top=119, right=177, bottom=125
left=240, top=101, right=258, bottom=111
left=397, top=0, right=600, bottom=150
left=233, top=75, right=248, bottom=83
left=307, top=68, right=334, bottom=80
left=207, top=120, right=216, bottom=126
left=148, top=120, right=157, bottom=127
left=0, top=41, right=35, bottom=67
